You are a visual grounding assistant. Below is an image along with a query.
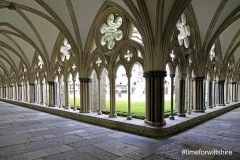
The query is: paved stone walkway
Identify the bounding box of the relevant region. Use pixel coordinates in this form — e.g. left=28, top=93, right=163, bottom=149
left=0, top=101, right=239, bottom=160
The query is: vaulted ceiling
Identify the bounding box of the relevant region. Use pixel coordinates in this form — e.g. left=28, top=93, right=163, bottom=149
left=0, top=0, right=239, bottom=79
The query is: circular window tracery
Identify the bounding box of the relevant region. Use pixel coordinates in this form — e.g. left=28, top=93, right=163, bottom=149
left=100, top=14, right=123, bottom=50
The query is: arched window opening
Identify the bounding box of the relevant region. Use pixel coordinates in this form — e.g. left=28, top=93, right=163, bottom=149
left=131, top=62, right=145, bottom=119
left=115, top=65, right=128, bottom=116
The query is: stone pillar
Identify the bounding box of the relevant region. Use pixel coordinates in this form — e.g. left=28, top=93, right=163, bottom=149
left=193, top=77, right=205, bottom=112
left=18, top=84, right=22, bottom=101
left=29, top=83, right=37, bottom=103
left=79, top=78, right=92, bottom=113
left=58, top=80, right=62, bottom=108
left=48, top=81, right=57, bottom=107
left=73, top=79, right=77, bottom=110
left=169, top=74, right=175, bottom=120
left=108, top=76, right=117, bottom=117
left=231, top=82, right=237, bottom=102
left=218, top=80, right=225, bottom=106
left=212, top=80, right=216, bottom=107
left=0, top=86, right=2, bottom=98
left=64, top=80, right=70, bottom=109
left=40, top=82, right=44, bottom=104
left=143, top=71, right=167, bottom=127
left=225, top=80, right=229, bottom=104
left=207, top=80, right=213, bottom=108
left=97, top=77, right=102, bottom=115
left=127, top=74, right=132, bottom=120
left=45, top=82, right=48, bottom=105
left=178, top=76, right=186, bottom=117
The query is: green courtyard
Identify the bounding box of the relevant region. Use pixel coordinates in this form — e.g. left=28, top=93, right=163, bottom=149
left=69, top=98, right=176, bottom=119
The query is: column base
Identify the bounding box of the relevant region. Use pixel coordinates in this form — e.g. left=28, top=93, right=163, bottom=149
left=80, top=110, right=92, bottom=113
left=109, top=114, right=117, bottom=118
left=169, top=115, right=175, bottom=120
left=97, top=110, right=102, bottom=115
left=48, top=105, right=57, bottom=107
left=127, top=116, right=132, bottom=120
left=208, top=106, right=213, bottom=109
left=178, top=113, right=186, bottom=117
left=193, top=110, right=205, bottom=113
left=144, top=119, right=166, bottom=127
left=217, top=104, right=225, bottom=106
left=187, top=111, right=191, bottom=114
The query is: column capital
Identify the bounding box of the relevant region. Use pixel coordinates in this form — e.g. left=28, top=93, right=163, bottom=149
left=231, top=81, right=237, bottom=84
left=79, top=78, right=92, bottom=82
left=143, top=70, right=167, bottom=78
left=108, top=75, right=116, bottom=80
left=193, top=77, right=205, bottom=81
left=170, top=74, right=175, bottom=78
left=48, top=81, right=57, bottom=85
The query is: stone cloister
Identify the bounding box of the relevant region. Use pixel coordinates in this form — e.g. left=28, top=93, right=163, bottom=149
left=0, top=0, right=240, bottom=135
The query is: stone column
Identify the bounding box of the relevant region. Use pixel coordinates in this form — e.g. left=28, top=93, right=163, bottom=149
left=64, top=80, right=70, bottom=109
left=40, top=82, right=44, bottom=104
left=18, top=84, right=23, bottom=101
left=58, top=79, right=62, bottom=108
left=187, top=76, right=192, bottom=114
left=218, top=80, right=225, bottom=106
left=212, top=80, right=216, bottom=107
left=97, top=77, right=102, bottom=115
left=193, top=77, right=205, bottom=112
left=225, top=80, right=229, bottom=104
left=0, top=86, right=2, bottom=98
left=29, top=83, right=37, bottom=103
left=127, top=74, right=132, bottom=120
left=177, top=76, right=186, bottom=117
left=169, top=74, right=175, bottom=120
left=45, top=82, right=48, bottom=105
left=231, top=82, right=237, bottom=102
left=73, top=79, right=77, bottom=110
left=143, top=71, right=167, bottom=127
left=207, top=80, right=213, bottom=108
left=79, top=78, right=92, bottom=113
left=108, top=76, right=117, bottom=117
left=25, top=83, right=28, bottom=102
left=48, top=81, right=57, bottom=107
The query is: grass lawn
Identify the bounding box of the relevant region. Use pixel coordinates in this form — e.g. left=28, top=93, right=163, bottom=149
left=69, top=98, right=176, bottom=119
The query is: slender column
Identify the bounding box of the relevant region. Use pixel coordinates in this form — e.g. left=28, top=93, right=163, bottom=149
left=40, top=82, right=44, bottom=105
left=97, top=77, right=102, bottom=115
left=236, top=82, right=239, bottom=101
left=73, top=79, right=77, bottom=110
left=218, top=80, right=225, bottom=106
left=231, top=82, right=237, bottom=102
left=18, top=84, right=23, bottom=101
left=193, top=77, right=205, bottom=112
left=79, top=78, right=92, bottom=113
left=108, top=76, right=117, bottom=117
left=169, top=74, right=175, bottom=120
left=143, top=71, right=167, bottom=127
left=212, top=80, right=216, bottom=107
left=40, top=82, right=43, bottom=104
left=48, top=81, right=57, bottom=107
left=187, top=76, right=192, bottom=114
left=24, top=83, right=28, bottom=102
left=45, top=82, right=48, bottom=105
left=127, top=74, right=132, bottom=120
left=203, top=80, right=206, bottom=110
left=64, top=80, right=70, bottom=109
left=29, top=83, right=34, bottom=103
left=58, top=79, right=62, bottom=108
left=178, top=76, right=186, bottom=117
left=207, top=80, right=213, bottom=108
left=0, top=86, right=1, bottom=98
left=225, top=80, right=229, bottom=104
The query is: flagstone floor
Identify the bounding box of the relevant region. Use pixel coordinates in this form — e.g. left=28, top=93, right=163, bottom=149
left=0, top=101, right=239, bottom=160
